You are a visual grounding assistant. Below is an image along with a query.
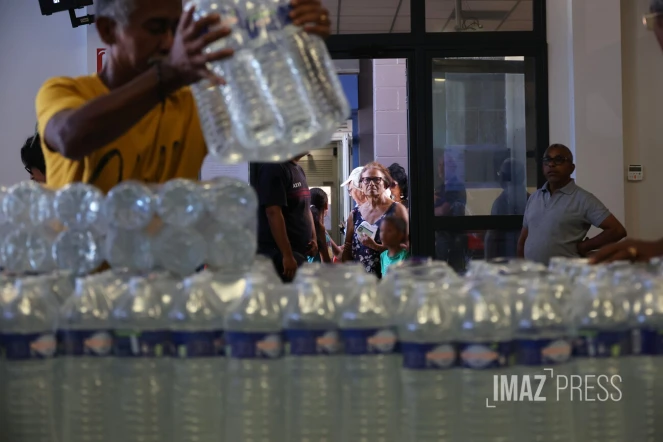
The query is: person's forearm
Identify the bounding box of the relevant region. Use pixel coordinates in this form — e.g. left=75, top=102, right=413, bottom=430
left=45, top=64, right=183, bottom=160
left=266, top=211, right=294, bottom=258
left=583, top=229, right=628, bottom=254
left=370, top=243, right=388, bottom=253
left=341, top=240, right=353, bottom=262
left=517, top=239, right=525, bottom=258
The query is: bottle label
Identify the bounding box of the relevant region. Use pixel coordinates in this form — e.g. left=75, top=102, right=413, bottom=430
left=401, top=342, right=456, bottom=369
left=284, top=329, right=340, bottom=356
left=245, top=7, right=280, bottom=39
left=113, top=330, right=171, bottom=357
left=58, top=330, right=113, bottom=357
left=572, top=330, right=632, bottom=358
left=1, top=332, right=57, bottom=360
left=340, top=328, right=399, bottom=356
left=225, top=331, right=284, bottom=359
left=172, top=331, right=225, bottom=358
left=632, top=328, right=663, bottom=356
left=458, top=341, right=513, bottom=369
left=516, top=338, right=572, bottom=366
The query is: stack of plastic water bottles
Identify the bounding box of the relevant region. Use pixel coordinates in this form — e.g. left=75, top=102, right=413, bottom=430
left=3, top=245, right=663, bottom=442
left=189, top=0, right=350, bottom=163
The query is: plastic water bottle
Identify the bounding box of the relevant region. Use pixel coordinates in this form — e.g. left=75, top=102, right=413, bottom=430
left=190, top=78, right=237, bottom=162
left=53, top=183, right=104, bottom=229
left=202, top=176, right=258, bottom=229
left=273, top=0, right=350, bottom=132
left=104, top=227, right=155, bottom=272
left=514, top=278, right=575, bottom=442
left=104, top=181, right=155, bottom=230
left=224, top=272, right=285, bottom=442
left=147, top=271, right=182, bottom=312
left=113, top=277, right=172, bottom=442
left=50, top=271, right=76, bottom=305
left=572, top=278, right=630, bottom=442
left=244, top=0, right=323, bottom=155
left=0, top=276, right=59, bottom=442
left=156, top=179, right=205, bottom=228
left=283, top=274, right=340, bottom=441
left=2, top=181, right=54, bottom=226
left=1, top=225, right=58, bottom=273
left=209, top=269, right=247, bottom=306
left=455, top=279, right=516, bottom=442
left=53, top=229, right=104, bottom=275
left=338, top=272, right=401, bottom=442
left=170, top=272, right=226, bottom=442
left=59, top=276, right=114, bottom=442
left=153, top=225, right=206, bottom=276
left=397, top=279, right=458, bottom=442
left=191, top=0, right=286, bottom=159
left=627, top=275, right=663, bottom=441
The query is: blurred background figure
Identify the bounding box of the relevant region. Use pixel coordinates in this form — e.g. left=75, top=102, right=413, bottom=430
left=388, top=163, right=409, bottom=209
left=309, top=187, right=343, bottom=263
left=341, top=166, right=366, bottom=207
left=379, top=215, right=410, bottom=276
left=20, top=131, right=46, bottom=183
left=485, top=159, right=529, bottom=259
left=434, top=154, right=468, bottom=271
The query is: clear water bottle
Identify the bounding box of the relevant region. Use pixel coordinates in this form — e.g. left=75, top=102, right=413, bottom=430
left=273, top=0, right=350, bottom=132
left=2, top=181, right=54, bottom=226
left=627, top=275, right=663, bottom=441
left=398, top=279, right=459, bottom=442
left=170, top=272, right=226, bottom=442
left=514, top=278, right=575, bottom=442
left=53, top=229, right=104, bottom=275
left=191, top=0, right=286, bottom=160
left=200, top=222, right=256, bottom=272
left=104, top=227, right=155, bottom=272
left=571, top=278, right=630, bottom=442
left=53, top=183, right=104, bottom=229
left=202, top=176, right=258, bottom=229
left=338, top=272, right=401, bottom=442
left=0, top=276, right=59, bottom=442
left=209, top=269, right=247, bottom=306
left=147, top=271, right=182, bottom=312
left=112, top=277, right=172, bottom=442
left=156, top=179, right=205, bottom=228
left=283, top=273, right=340, bottom=442
left=244, top=0, right=322, bottom=155
left=51, top=271, right=76, bottom=305
left=311, top=263, right=367, bottom=316
left=104, top=181, right=155, bottom=230
left=59, top=276, right=114, bottom=442
left=1, top=224, right=58, bottom=274
left=224, top=272, right=285, bottom=442
left=190, top=79, right=238, bottom=162
left=455, top=279, right=516, bottom=442
left=153, top=225, right=206, bottom=277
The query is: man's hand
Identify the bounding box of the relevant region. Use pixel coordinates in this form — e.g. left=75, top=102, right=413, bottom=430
left=590, top=239, right=663, bottom=264
left=290, top=0, right=332, bottom=38
left=282, top=254, right=298, bottom=279
left=360, top=234, right=380, bottom=251
left=307, top=239, right=319, bottom=258
left=164, top=6, right=235, bottom=89
left=577, top=237, right=590, bottom=257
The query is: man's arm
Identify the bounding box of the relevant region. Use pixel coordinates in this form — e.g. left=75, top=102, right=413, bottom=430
left=307, top=207, right=319, bottom=257
left=342, top=213, right=355, bottom=262
left=591, top=238, right=663, bottom=264
left=578, top=214, right=627, bottom=257
left=265, top=205, right=298, bottom=278
left=517, top=227, right=528, bottom=258
left=42, top=11, right=232, bottom=160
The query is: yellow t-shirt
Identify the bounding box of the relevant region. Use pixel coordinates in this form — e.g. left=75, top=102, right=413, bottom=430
left=36, top=75, right=206, bottom=193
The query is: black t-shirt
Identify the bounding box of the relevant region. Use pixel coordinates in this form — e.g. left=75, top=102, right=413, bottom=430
left=256, top=162, right=312, bottom=256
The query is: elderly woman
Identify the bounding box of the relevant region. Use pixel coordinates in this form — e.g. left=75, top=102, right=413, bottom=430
left=342, top=162, right=409, bottom=277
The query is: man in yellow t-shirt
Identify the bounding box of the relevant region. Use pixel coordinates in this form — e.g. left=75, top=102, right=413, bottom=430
left=36, top=0, right=332, bottom=193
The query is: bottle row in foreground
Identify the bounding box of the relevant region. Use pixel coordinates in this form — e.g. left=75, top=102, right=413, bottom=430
left=1, top=257, right=662, bottom=442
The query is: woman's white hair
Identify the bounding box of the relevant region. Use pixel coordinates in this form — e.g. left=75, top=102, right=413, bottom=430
left=96, top=0, right=136, bottom=24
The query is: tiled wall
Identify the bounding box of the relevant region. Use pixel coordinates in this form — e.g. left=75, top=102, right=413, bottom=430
left=373, top=59, right=408, bottom=175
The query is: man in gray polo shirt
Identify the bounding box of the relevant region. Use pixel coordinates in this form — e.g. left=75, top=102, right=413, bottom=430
left=517, top=144, right=627, bottom=264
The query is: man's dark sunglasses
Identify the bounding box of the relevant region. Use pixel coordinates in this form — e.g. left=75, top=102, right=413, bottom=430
left=542, top=156, right=571, bottom=166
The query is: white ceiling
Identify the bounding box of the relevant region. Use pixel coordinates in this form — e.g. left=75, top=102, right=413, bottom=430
left=322, top=0, right=533, bottom=34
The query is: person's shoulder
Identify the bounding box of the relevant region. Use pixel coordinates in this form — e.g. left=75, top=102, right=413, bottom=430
left=39, top=74, right=105, bottom=95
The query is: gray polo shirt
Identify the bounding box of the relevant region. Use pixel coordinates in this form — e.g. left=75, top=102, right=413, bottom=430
left=523, top=180, right=610, bottom=265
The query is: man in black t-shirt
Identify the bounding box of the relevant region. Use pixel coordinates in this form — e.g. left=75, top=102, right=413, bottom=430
left=256, top=155, right=318, bottom=282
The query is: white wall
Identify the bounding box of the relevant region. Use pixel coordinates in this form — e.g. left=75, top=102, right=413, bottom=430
left=0, top=1, right=87, bottom=186
left=547, top=0, right=626, bottom=228
left=621, top=0, right=663, bottom=240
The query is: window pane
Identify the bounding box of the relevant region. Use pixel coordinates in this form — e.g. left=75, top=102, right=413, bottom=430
left=435, top=229, right=521, bottom=273
left=323, top=0, right=410, bottom=34
left=432, top=57, right=537, bottom=217
left=426, top=0, right=533, bottom=32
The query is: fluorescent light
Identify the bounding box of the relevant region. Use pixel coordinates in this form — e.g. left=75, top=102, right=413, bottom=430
left=434, top=78, right=446, bottom=82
